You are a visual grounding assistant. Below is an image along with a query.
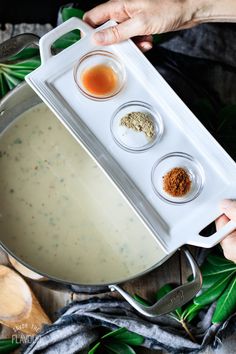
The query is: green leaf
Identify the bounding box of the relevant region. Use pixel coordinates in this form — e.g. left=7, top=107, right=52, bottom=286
left=0, top=344, right=20, bottom=353
left=156, top=284, right=182, bottom=318
left=104, top=342, right=136, bottom=354
left=61, top=7, right=84, bottom=22
left=1, top=57, right=40, bottom=70
left=102, top=328, right=144, bottom=346
left=201, top=260, right=236, bottom=281
left=212, top=276, right=236, bottom=323
left=156, top=284, right=173, bottom=300
left=2, top=72, right=20, bottom=90
left=200, top=254, right=236, bottom=289
left=207, top=254, right=236, bottom=268
left=3, top=68, right=35, bottom=77
left=102, top=327, right=127, bottom=340
left=202, top=271, right=234, bottom=291
left=2, top=69, right=31, bottom=80
left=88, top=342, right=101, bottom=354
left=186, top=308, right=202, bottom=322
left=0, top=73, right=9, bottom=98
left=0, top=339, right=17, bottom=347
left=54, top=7, right=85, bottom=50
left=0, top=338, right=20, bottom=353
left=6, top=48, right=39, bottom=62
left=182, top=302, right=203, bottom=322
left=53, top=30, right=81, bottom=49
left=133, top=294, right=151, bottom=306
left=2, top=74, right=21, bottom=89
left=194, top=272, right=234, bottom=306
left=0, top=55, right=41, bottom=97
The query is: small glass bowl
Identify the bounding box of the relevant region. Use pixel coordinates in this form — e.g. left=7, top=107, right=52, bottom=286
left=73, top=50, right=126, bottom=100
left=111, top=101, right=163, bottom=152
left=151, top=152, right=204, bottom=204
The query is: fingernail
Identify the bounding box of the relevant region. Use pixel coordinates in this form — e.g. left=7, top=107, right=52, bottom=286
left=142, top=43, right=152, bottom=51
left=220, top=199, right=235, bottom=209
left=93, top=31, right=105, bottom=44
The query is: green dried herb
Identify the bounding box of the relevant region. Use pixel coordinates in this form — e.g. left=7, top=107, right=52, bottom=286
left=120, top=112, right=155, bottom=138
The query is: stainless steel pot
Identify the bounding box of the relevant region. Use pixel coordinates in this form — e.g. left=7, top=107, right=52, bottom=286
left=0, top=36, right=202, bottom=318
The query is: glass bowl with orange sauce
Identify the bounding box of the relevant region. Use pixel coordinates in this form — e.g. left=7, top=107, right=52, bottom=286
left=74, top=50, right=126, bottom=100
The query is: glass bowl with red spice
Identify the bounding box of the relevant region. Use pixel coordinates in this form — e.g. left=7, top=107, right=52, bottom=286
left=151, top=152, right=204, bottom=204
left=74, top=50, right=126, bottom=100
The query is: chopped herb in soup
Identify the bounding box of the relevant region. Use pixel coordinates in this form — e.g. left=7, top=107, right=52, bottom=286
left=0, top=104, right=166, bottom=284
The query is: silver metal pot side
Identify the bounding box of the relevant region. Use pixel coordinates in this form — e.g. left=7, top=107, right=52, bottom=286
left=0, top=82, right=202, bottom=316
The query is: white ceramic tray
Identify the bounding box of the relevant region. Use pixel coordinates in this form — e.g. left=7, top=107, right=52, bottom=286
left=26, top=17, right=236, bottom=254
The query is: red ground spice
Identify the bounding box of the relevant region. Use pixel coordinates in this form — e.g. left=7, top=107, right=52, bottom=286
left=163, top=167, right=191, bottom=197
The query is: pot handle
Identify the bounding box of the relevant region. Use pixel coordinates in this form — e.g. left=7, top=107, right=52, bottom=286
left=188, top=220, right=236, bottom=248
left=109, top=247, right=202, bottom=318
left=39, top=17, right=92, bottom=64
left=0, top=34, right=39, bottom=62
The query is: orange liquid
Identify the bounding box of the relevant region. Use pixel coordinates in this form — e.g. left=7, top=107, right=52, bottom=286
left=81, top=64, right=118, bottom=96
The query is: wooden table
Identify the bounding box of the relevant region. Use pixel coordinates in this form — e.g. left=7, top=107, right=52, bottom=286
left=0, top=246, right=191, bottom=353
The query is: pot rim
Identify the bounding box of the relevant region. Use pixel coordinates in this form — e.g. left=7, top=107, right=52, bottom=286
left=1, top=241, right=171, bottom=287
left=1, top=81, right=27, bottom=105
left=0, top=82, right=172, bottom=287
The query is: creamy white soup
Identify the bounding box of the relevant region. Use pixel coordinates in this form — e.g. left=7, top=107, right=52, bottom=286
left=0, top=104, right=166, bottom=284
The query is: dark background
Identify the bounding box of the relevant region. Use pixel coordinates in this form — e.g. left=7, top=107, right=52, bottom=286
left=0, top=1, right=101, bottom=27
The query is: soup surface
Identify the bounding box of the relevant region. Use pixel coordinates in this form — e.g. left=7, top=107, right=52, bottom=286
left=0, top=104, right=166, bottom=284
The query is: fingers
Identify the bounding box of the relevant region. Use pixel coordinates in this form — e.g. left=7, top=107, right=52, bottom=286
left=218, top=199, right=236, bottom=263
left=92, top=17, right=145, bottom=45
left=220, top=230, right=236, bottom=263
left=133, top=35, right=153, bottom=52
left=83, top=1, right=128, bottom=26
left=84, top=1, right=146, bottom=46
left=136, top=41, right=153, bottom=52
left=220, top=199, right=236, bottom=221
left=216, top=214, right=230, bottom=231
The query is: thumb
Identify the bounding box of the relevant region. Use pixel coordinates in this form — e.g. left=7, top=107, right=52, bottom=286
left=220, top=199, right=236, bottom=221
left=93, top=17, right=145, bottom=45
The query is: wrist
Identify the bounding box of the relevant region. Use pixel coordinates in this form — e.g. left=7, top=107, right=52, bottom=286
left=188, top=0, right=214, bottom=23
left=190, top=0, right=236, bottom=24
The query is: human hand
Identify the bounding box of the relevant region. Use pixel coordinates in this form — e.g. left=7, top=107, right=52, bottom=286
left=83, top=0, right=210, bottom=51
left=216, top=200, right=236, bottom=263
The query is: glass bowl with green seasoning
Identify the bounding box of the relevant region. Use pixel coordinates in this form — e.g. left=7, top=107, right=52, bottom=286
left=110, top=101, right=163, bottom=152
left=151, top=152, right=205, bottom=204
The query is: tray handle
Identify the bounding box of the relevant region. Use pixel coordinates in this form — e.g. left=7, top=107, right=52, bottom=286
left=39, top=17, right=92, bottom=64
left=109, top=247, right=202, bottom=318
left=188, top=220, right=236, bottom=248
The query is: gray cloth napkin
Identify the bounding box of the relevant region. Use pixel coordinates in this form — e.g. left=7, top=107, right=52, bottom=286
left=160, top=23, right=236, bottom=69
left=0, top=23, right=52, bottom=43
left=22, top=297, right=236, bottom=354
